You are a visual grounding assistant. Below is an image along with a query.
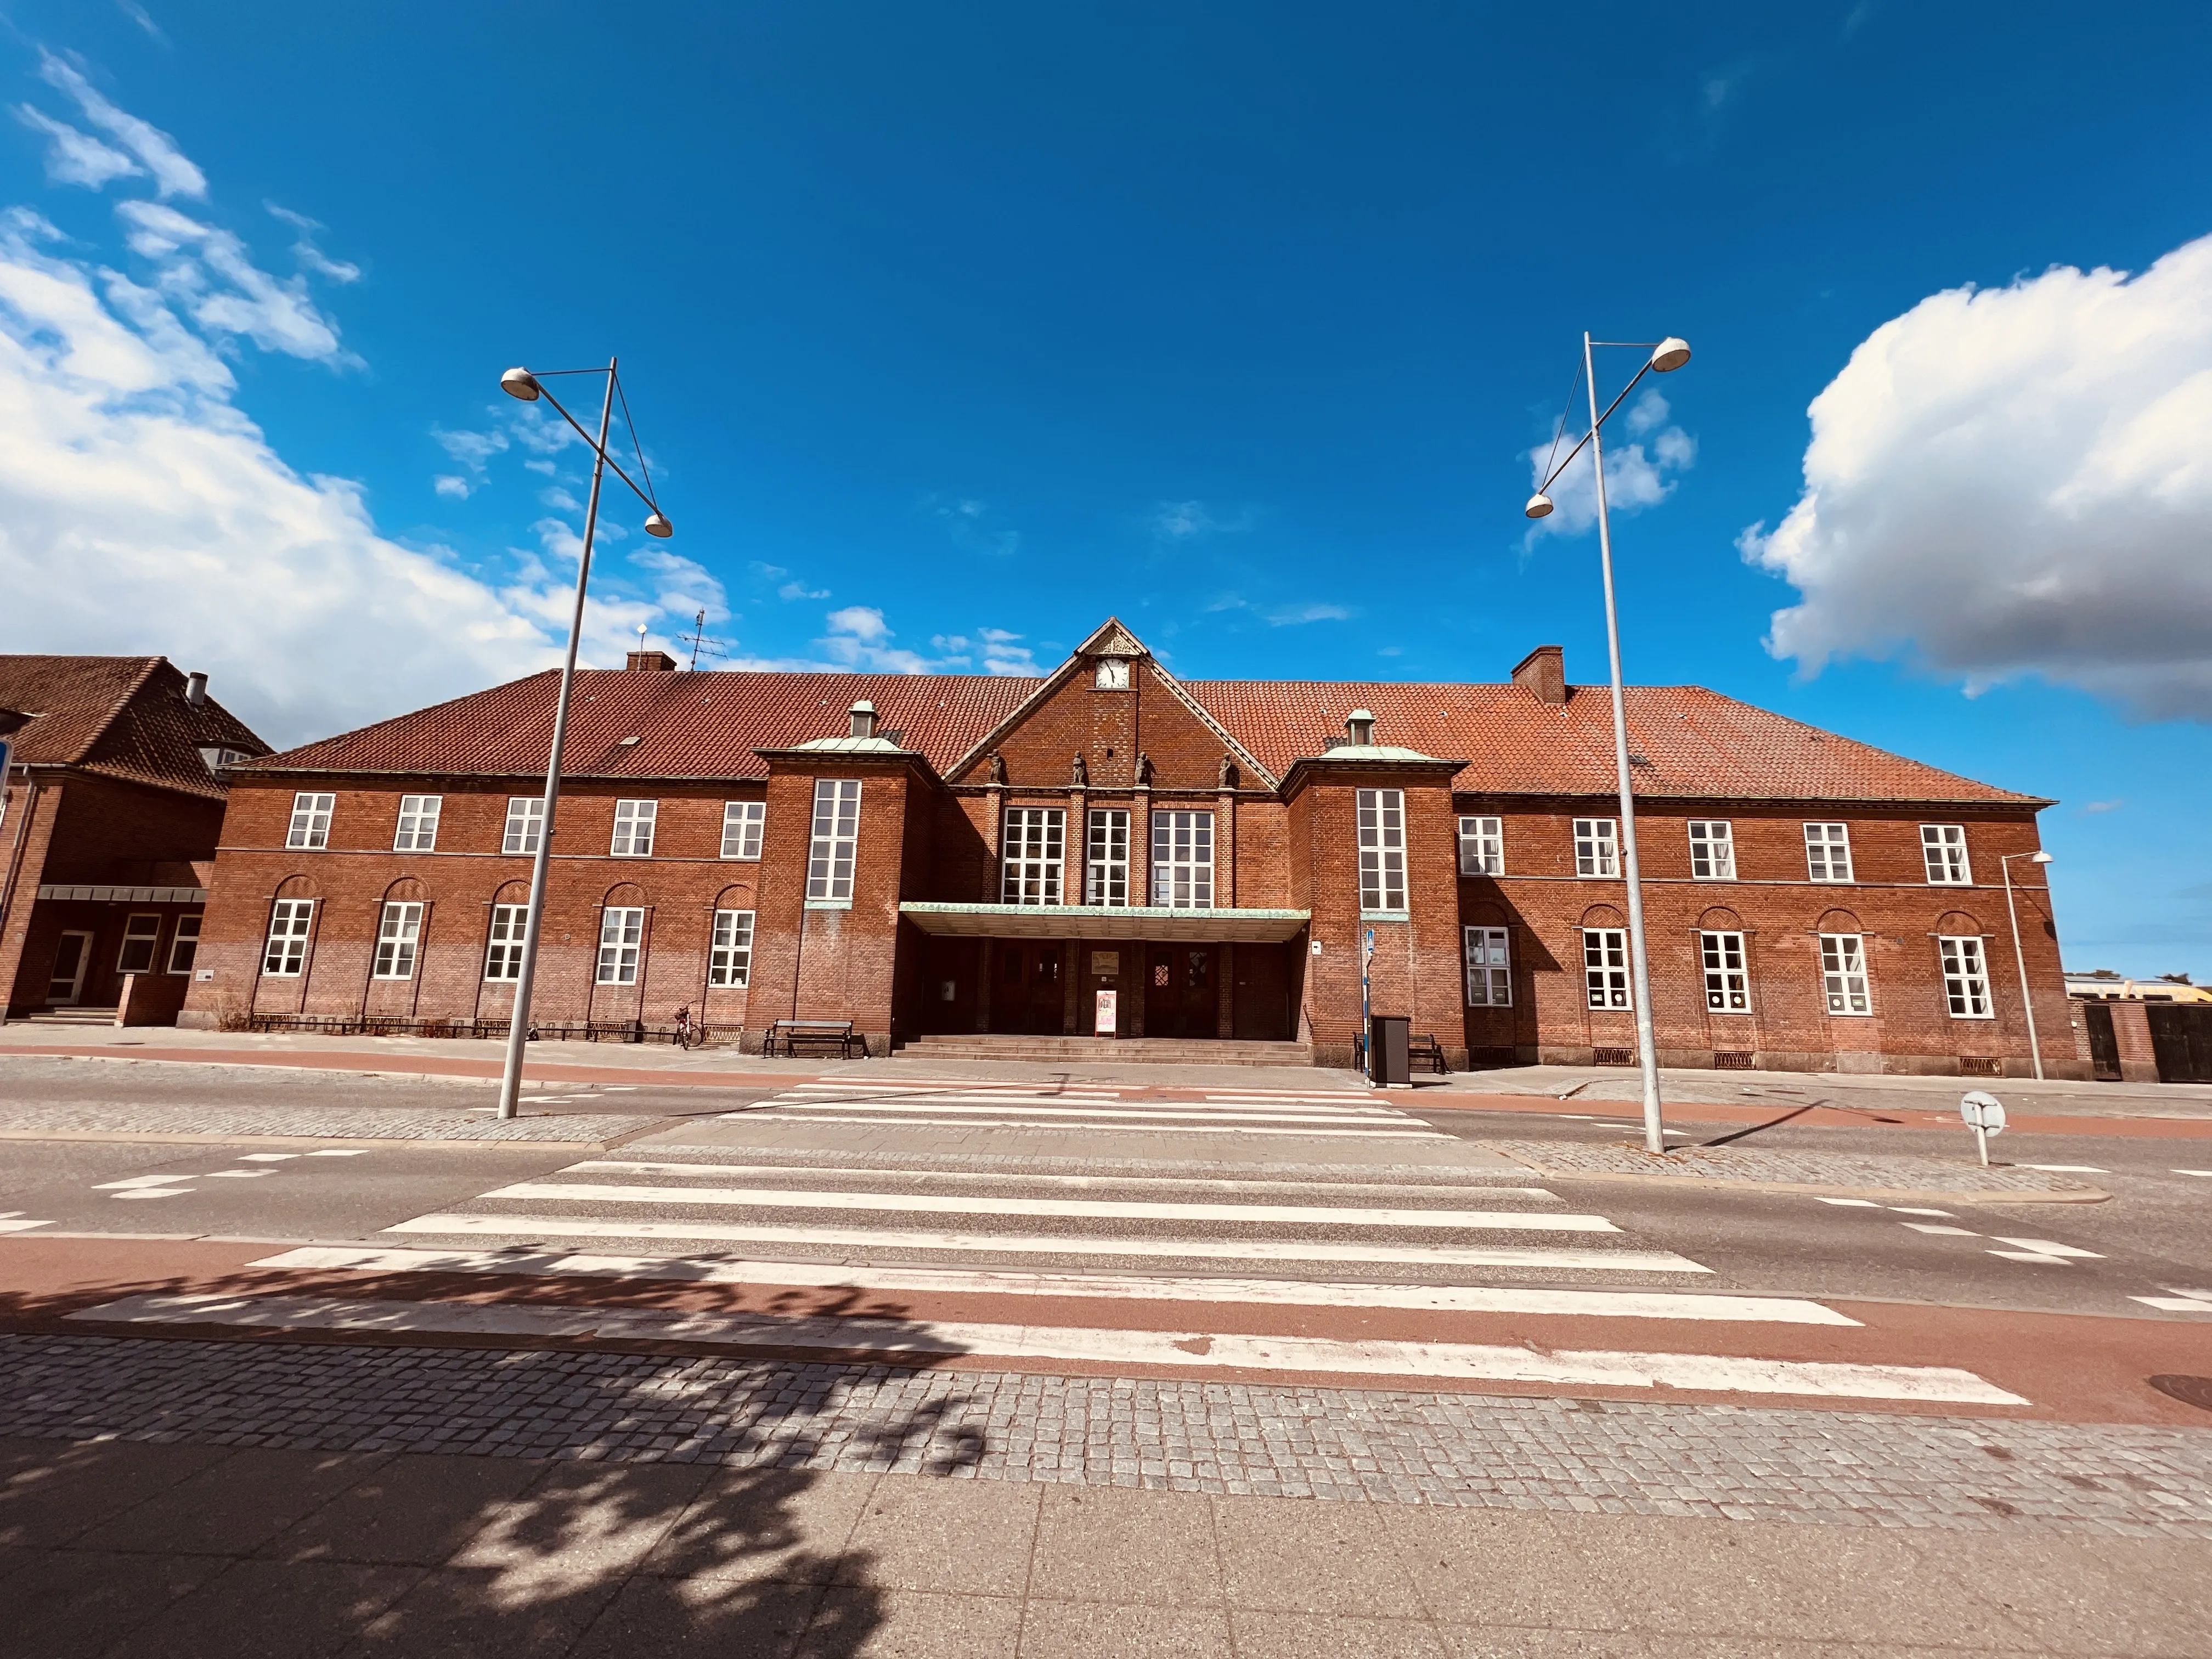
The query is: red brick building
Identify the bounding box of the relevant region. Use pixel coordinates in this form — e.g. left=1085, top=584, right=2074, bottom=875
left=1, top=657, right=268, bottom=1024
left=180, top=619, right=2078, bottom=1077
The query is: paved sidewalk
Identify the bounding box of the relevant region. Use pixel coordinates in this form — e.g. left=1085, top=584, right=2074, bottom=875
left=3, top=1343, right=2210, bottom=1657
left=1485, top=1140, right=2108, bottom=1203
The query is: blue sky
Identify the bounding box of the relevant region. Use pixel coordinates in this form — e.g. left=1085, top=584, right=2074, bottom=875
left=2, top=3, right=2210, bottom=976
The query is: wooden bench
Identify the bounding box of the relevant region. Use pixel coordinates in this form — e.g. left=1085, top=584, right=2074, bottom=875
left=765, top=1018, right=864, bottom=1058
left=1409, top=1032, right=1449, bottom=1076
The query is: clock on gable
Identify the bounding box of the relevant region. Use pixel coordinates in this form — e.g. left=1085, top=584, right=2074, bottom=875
left=1093, top=657, right=1131, bottom=690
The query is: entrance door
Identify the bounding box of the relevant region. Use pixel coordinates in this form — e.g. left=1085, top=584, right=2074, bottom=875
left=1146, top=945, right=1218, bottom=1038
left=48, top=932, right=93, bottom=1005
left=990, top=942, right=1065, bottom=1035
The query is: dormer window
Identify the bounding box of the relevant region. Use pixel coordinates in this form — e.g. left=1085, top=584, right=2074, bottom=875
left=849, top=700, right=878, bottom=738
left=198, top=746, right=248, bottom=777
left=1094, top=658, right=1130, bottom=690
left=1346, top=709, right=1376, bottom=747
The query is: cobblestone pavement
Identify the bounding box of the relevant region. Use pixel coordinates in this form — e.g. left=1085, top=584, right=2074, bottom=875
left=0, top=1103, right=667, bottom=1143
left=1485, top=1138, right=2104, bottom=1197
left=6, top=1334, right=2208, bottom=1538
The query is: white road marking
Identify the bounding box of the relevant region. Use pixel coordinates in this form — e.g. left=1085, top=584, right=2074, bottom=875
left=2131, top=1296, right=2212, bottom=1313
left=110, top=1190, right=190, bottom=1200
left=205, top=1170, right=274, bottom=1179
left=1991, top=1237, right=2103, bottom=1259
left=1989, top=1251, right=2075, bottom=1265
left=567, top=1161, right=1560, bottom=1201
left=307, top=1149, right=366, bottom=1157
left=1890, top=1207, right=1954, bottom=1217
left=239, top=1154, right=301, bottom=1163
left=2024, top=1165, right=2108, bottom=1174
left=760, top=1099, right=1408, bottom=1125
left=479, top=1182, right=1621, bottom=1232
left=2174, top=1170, right=2212, bottom=1178
left=740, top=1113, right=1451, bottom=1140
left=381, top=1213, right=1710, bottom=1271
left=68, top=1291, right=2018, bottom=1404
left=93, top=1175, right=196, bottom=1190
left=252, top=1245, right=1857, bottom=1324
left=1903, top=1224, right=1978, bottom=1236
left=1816, top=1198, right=1881, bottom=1207
left=0, top=1217, right=52, bottom=1234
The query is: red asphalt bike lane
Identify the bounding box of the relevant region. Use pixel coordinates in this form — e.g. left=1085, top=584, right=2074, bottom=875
left=9, top=1042, right=2212, bottom=1140
left=5, top=1236, right=2209, bottom=1429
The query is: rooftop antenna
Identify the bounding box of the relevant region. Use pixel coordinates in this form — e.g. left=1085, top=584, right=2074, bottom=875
left=635, top=622, right=649, bottom=653
left=678, top=608, right=729, bottom=672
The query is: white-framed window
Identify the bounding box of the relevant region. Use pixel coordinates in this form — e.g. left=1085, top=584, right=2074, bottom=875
left=1573, top=818, right=1618, bottom=878
left=1356, top=788, right=1408, bottom=913
left=1582, top=928, right=1631, bottom=1009
left=611, top=799, right=658, bottom=857
left=1464, top=925, right=1511, bottom=1007
left=709, top=909, right=755, bottom=988
left=1820, top=933, right=1870, bottom=1016
left=1921, top=824, right=1971, bottom=885
left=286, top=792, right=334, bottom=850
left=1087, top=809, right=1130, bottom=906
left=484, top=904, right=527, bottom=981
left=720, top=800, right=765, bottom=860
left=1700, top=930, right=1750, bottom=1013
left=1001, top=807, right=1065, bottom=905
left=373, top=901, right=424, bottom=979
left=393, top=794, right=442, bottom=853
left=1688, top=820, right=1735, bottom=881
left=807, top=779, right=862, bottom=904
left=1804, top=822, right=1853, bottom=883
left=1457, top=815, right=1503, bottom=877
left=1939, top=935, right=1993, bottom=1019
left=116, top=913, right=161, bottom=975
left=503, top=797, right=544, bottom=856
left=1151, top=810, right=1215, bottom=909
left=263, top=899, right=313, bottom=976
left=166, top=915, right=202, bottom=975
left=597, top=906, right=645, bottom=984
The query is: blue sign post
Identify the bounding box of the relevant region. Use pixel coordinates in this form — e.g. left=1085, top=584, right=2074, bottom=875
left=1361, top=927, right=1374, bottom=1084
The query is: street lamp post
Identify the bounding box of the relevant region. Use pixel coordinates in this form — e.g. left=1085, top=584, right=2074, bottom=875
left=492, top=358, right=674, bottom=1120
left=1525, top=334, right=1691, bottom=1156
left=2000, top=849, right=2056, bottom=1083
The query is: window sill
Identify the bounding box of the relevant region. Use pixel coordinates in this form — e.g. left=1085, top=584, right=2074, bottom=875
left=720, top=855, right=764, bottom=862
left=1361, top=910, right=1412, bottom=923
left=805, top=898, right=853, bottom=911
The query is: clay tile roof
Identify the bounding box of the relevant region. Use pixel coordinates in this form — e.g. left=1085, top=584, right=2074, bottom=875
left=1186, top=680, right=2044, bottom=806
left=0, top=656, right=268, bottom=800
left=250, top=670, right=1043, bottom=781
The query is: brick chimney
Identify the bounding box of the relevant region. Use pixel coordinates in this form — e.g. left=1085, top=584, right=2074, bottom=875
left=625, top=650, right=677, bottom=672
left=1512, top=645, right=1566, bottom=704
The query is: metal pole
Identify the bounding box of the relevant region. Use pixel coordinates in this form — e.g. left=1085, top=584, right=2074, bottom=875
left=496, top=358, right=618, bottom=1118
left=2002, top=855, right=2046, bottom=1083
left=1586, top=332, right=1666, bottom=1155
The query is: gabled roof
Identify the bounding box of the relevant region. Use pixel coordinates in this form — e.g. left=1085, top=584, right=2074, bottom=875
left=0, top=656, right=267, bottom=800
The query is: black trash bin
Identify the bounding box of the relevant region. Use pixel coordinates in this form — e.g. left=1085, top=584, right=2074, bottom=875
left=1369, top=1015, right=1411, bottom=1088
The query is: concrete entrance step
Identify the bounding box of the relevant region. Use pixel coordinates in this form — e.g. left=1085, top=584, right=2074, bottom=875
left=20, top=1007, right=120, bottom=1025
left=894, top=1035, right=1314, bottom=1067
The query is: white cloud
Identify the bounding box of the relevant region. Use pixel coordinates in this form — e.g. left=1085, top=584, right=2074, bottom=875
left=825, top=605, right=889, bottom=644
left=264, top=202, right=359, bottom=284
left=15, top=106, right=142, bottom=189
left=1743, top=232, right=2212, bottom=719
left=117, top=200, right=352, bottom=363
left=2082, top=799, right=2123, bottom=814
left=777, top=580, right=830, bottom=600
left=1525, top=387, right=1696, bottom=545
left=38, top=52, right=205, bottom=199
left=1149, top=500, right=1255, bottom=542
left=1206, top=594, right=1354, bottom=627
left=432, top=475, right=470, bottom=500
left=929, top=494, right=1020, bottom=557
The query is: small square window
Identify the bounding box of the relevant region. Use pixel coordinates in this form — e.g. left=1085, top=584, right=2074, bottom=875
left=720, top=800, right=765, bottom=860
left=1921, top=824, right=1971, bottom=885
left=393, top=794, right=442, bottom=853
left=1573, top=819, right=1618, bottom=878
left=503, top=797, right=544, bottom=855
left=1458, top=816, right=1503, bottom=877
left=1804, top=823, right=1853, bottom=883
left=1688, top=821, right=1735, bottom=880
left=611, top=799, right=658, bottom=857
left=286, top=792, right=334, bottom=850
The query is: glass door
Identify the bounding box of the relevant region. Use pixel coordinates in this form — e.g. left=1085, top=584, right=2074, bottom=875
left=47, top=931, right=93, bottom=1005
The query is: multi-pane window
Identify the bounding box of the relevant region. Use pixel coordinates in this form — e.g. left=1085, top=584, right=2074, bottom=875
left=393, top=795, right=442, bottom=852
left=1152, top=810, right=1215, bottom=909
left=1820, top=933, right=1871, bottom=1015
left=611, top=799, right=658, bottom=857
left=484, top=904, right=527, bottom=981
left=597, top=906, right=645, bottom=984
left=1804, top=823, right=1853, bottom=883
left=286, top=792, right=334, bottom=850
left=116, top=913, right=161, bottom=975
left=1939, top=935, right=1993, bottom=1019
left=1700, top=930, right=1750, bottom=1012
left=503, top=797, right=544, bottom=855
left=1086, top=809, right=1130, bottom=906
left=1002, top=808, right=1066, bottom=905
left=1464, top=926, right=1511, bottom=1007
left=708, top=910, right=755, bottom=988
left=1582, top=928, right=1632, bottom=1009
left=807, top=779, right=862, bottom=902
left=1921, top=824, right=1971, bottom=885
left=263, top=899, right=313, bottom=975
left=166, top=915, right=202, bottom=975
left=1573, top=818, right=1618, bottom=878
left=1458, top=815, right=1503, bottom=877
left=1688, top=820, right=1735, bottom=880
left=1357, top=789, right=1408, bottom=913
left=720, top=800, right=766, bottom=860
left=373, top=902, right=424, bottom=979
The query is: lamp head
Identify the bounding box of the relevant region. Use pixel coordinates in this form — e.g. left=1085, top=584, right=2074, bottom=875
left=499, top=366, right=543, bottom=402
left=1649, top=336, right=1692, bottom=373
left=2030, top=851, right=2055, bottom=864
left=643, top=511, right=674, bottom=539
left=1523, top=492, right=1554, bottom=521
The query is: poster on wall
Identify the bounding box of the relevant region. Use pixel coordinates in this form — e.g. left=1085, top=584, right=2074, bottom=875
left=1095, top=989, right=1117, bottom=1036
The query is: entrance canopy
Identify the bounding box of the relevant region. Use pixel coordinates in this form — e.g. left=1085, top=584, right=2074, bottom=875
left=900, top=902, right=1309, bottom=944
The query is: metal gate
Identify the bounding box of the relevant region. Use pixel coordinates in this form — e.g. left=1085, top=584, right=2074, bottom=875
left=2146, top=1004, right=2212, bottom=1084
